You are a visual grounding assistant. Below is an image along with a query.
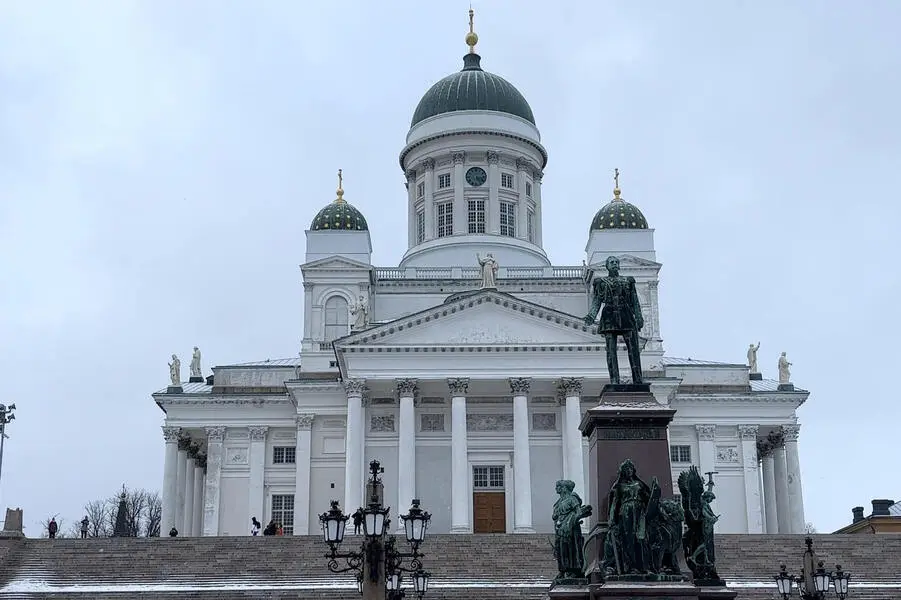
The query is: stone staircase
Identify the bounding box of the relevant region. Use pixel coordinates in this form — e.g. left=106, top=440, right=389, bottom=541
left=0, top=534, right=896, bottom=599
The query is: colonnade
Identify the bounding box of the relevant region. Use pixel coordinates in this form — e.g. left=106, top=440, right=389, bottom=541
left=160, top=426, right=205, bottom=536
left=758, top=424, right=805, bottom=533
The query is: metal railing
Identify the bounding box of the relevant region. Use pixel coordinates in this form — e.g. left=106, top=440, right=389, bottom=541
left=373, top=266, right=584, bottom=280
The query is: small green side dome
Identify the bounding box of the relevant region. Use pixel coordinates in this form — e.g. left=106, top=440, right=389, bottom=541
left=310, top=201, right=368, bottom=231
left=310, top=170, right=369, bottom=231
left=411, top=53, right=535, bottom=127
left=590, top=190, right=649, bottom=231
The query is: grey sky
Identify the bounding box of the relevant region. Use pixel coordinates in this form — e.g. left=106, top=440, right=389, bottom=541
left=0, top=0, right=898, bottom=536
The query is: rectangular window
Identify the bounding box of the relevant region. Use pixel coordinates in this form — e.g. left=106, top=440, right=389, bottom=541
left=501, top=173, right=514, bottom=189
left=527, top=209, right=535, bottom=243
left=473, top=465, right=505, bottom=489
left=416, top=209, right=425, bottom=243
left=436, top=202, right=453, bottom=237
left=271, top=494, right=295, bottom=535
left=273, top=446, right=297, bottom=464
left=499, top=202, right=515, bottom=237
left=438, top=173, right=451, bottom=189
left=525, top=181, right=532, bottom=198
left=467, top=199, right=485, bottom=233
left=670, top=445, right=692, bottom=463
left=417, top=182, right=425, bottom=199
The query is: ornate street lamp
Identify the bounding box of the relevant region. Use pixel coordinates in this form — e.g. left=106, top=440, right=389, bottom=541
left=0, top=403, right=16, bottom=489
left=319, top=460, right=432, bottom=600
left=774, top=537, right=851, bottom=600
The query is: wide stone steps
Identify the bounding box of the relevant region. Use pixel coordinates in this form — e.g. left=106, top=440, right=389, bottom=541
left=0, top=534, right=896, bottom=599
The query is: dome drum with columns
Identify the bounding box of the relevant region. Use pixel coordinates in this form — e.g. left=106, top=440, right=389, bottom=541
left=153, top=12, right=810, bottom=541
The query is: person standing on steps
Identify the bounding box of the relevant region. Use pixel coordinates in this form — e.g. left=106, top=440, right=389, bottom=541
left=251, top=517, right=261, bottom=536
left=80, top=516, right=89, bottom=539
left=47, top=518, right=58, bottom=539
left=263, top=519, right=277, bottom=536
left=169, top=527, right=178, bottom=537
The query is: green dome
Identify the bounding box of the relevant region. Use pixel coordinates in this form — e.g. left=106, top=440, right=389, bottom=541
left=411, top=53, right=535, bottom=127
left=310, top=200, right=368, bottom=231
left=590, top=192, right=649, bottom=231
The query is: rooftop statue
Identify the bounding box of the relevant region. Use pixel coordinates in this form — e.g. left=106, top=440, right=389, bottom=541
left=747, top=342, right=760, bottom=374
left=552, top=479, right=592, bottom=584
left=678, top=466, right=723, bottom=585
left=477, top=253, right=498, bottom=289
left=583, top=256, right=644, bottom=384
left=190, top=346, right=202, bottom=378
left=168, top=354, right=181, bottom=386
left=778, top=352, right=792, bottom=384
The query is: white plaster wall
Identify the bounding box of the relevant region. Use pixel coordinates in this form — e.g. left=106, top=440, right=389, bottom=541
left=405, top=111, right=543, bottom=149
left=415, top=444, right=452, bottom=533
left=586, top=229, right=657, bottom=265
left=711, top=474, right=747, bottom=533
left=529, top=444, right=563, bottom=534
left=305, top=230, right=372, bottom=264
left=219, top=476, right=248, bottom=536
left=310, top=463, right=345, bottom=530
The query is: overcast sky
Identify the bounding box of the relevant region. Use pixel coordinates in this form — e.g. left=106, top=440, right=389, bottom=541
left=1, top=0, right=898, bottom=537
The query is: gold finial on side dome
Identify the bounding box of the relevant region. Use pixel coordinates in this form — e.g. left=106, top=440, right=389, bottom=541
left=335, top=169, right=345, bottom=203
left=465, top=7, right=479, bottom=54
left=613, top=168, right=622, bottom=200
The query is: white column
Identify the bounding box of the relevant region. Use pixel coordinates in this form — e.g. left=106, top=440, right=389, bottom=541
left=533, top=170, right=543, bottom=246
left=406, top=169, right=417, bottom=247
left=773, top=435, right=790, bottom=533
left=738, top=425, right=763, bottom=533
left=487, top=151, right=500, bottom=234
left=515, top=158, right=530, bottom=239
left=560, top=378, right=586, bottom=502
left=452, top=152, right=466, bottom=235
left=202, top=426, right=226, bottom=536
left=695, top=424, right=717, bottom=516
left=183, top=454, right=196, bottom=536
left=421, top=159, right=435, bottom=240
left=175, top=438, right=189, bottom=533
left=761, top=448, right=779, bottom=534
left=192, top=460, right=205, bottom=537
left=161, top=426, right=181, bottom=532
left=510, top=377, right=534, bottom=533
left=448, top=378, right=470, bottom=533
left=344, top=379, right=366, bottom=515
left=396, top=379, right=418, bottom=525
left=782, top=424, right=805, bottom=533
left=294, top=414, right=314, bottom=534
left=248, top=426, right=269, bottom=525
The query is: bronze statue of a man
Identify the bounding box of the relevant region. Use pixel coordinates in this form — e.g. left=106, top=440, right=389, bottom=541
left=583, top=256, right=644, bottom=384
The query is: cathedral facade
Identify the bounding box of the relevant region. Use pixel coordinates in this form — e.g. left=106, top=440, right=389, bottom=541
left=152, top=18, right=807, bottom=539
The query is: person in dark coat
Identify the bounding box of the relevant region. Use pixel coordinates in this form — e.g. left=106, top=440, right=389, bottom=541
left=80, top=516, right=89, bottom=539
left=47, top=518, right=58, bottom=539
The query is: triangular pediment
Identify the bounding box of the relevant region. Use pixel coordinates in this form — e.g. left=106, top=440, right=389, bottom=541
left=301, top=256, right=372, bottom=271
left=616, top=254, right=661, bottom=268
left=335, top=291, right=600, bottom=348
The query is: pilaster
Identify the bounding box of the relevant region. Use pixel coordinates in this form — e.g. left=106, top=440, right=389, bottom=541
left=515, top=158, right=530, bottom=240
left=452, top=152, right=466, bottom=235
left=344, top=379, right=366, bottom=515
left=421, top=159, right=435, bottom=240
left=294, top=414, right=314, bottom=534
left=248, top=426, right=269, bottom=525
left=487, top=151, right=500, bottom=234
left=532, top=169, right=543, bottom=246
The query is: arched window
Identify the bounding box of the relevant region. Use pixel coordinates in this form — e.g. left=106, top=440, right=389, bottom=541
left=324, top=295, right=349, bottom=342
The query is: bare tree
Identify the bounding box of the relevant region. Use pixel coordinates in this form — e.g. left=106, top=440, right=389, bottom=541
left=84, top=499, right=112, bottom=538
left=144, top=491, right=162, bottom=537
left=804, top=522, right=817, bottom=534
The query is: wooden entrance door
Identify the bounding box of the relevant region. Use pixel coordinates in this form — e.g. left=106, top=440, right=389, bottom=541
left=473, top=492, right=506, bottom=533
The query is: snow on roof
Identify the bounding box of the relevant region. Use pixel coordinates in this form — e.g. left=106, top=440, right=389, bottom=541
left=217, top=357, right=301, bottom=368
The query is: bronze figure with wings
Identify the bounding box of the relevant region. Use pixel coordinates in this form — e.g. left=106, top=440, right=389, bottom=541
left=678, top=466, right=722, bottom=584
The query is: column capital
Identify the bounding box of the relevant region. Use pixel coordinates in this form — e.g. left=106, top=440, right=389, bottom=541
left=509, top=377, right=532, bottom=396
left=486, top=150, right=500, bottom=165
left=453, top=152, right=466, bottom=165
left=558, top=377, right=583, bottom=397
left=648, top=280, right=659, bottom=290
left=248, top=426, right=269, bottom=442
left=188, top=443, right=201, bottom=459
left=515, top=157, right=531, bottom=171
left=756, top=439, right=772, bottom=458
left=532, top=169, right=543, bottom=182
left=447, top=377, right=469, bottom=396
left=767, top=430, right=785, bottom=449
left=420, top=158, right=435, bottom=171
left=162, top=426, right=182, bottom=442
left=205, top=426, right=226, bottom=442
left=781, top=423, right=800, bottom=442
left=343, top=378, right=366, bottom=397
left=295, top=414, right=315, bottom=430
left=738, top=424, right=759, bottom=441
left=405, top=168, right=417, bottom=182
left=395, top=378, right=419, bottom=398
left=177, top=436, right=193, bottom=451
left=695, top=424, right=716, bottom=441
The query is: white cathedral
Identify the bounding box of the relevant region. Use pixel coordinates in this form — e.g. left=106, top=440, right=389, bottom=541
left=153, top=15, right=808, bottom=540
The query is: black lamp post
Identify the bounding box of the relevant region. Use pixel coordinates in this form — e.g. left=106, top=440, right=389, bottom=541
left=774, top=537, right=851, bottom=599
left=319, top=460, right=432, bottom=600
left=0, top=403, right=16, bottom=489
